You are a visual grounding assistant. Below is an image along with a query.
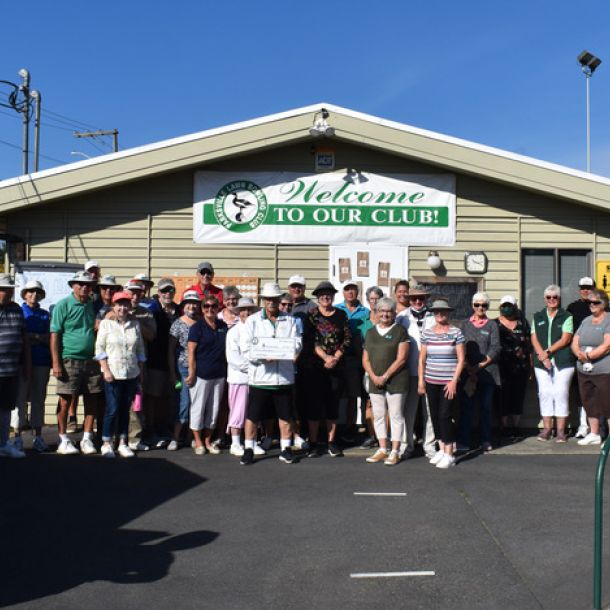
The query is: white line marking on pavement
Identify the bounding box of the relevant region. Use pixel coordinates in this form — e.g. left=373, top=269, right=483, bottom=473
left=350, top=571, right=435, bottom=578
left=353, top=492, right=407, bottom=497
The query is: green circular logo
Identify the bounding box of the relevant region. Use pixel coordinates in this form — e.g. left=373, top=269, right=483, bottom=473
left=213, top=180, right=268, bottom=233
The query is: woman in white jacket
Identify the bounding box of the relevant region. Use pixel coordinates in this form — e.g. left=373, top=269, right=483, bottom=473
left=225, top=298, right=259, bottom=457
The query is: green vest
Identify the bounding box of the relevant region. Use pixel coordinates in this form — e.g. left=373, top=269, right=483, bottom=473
left=532, top=308, right=574, bottom=370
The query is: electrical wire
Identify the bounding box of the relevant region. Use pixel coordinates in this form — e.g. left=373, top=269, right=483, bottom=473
left=0, top=137, right=66, bottom=164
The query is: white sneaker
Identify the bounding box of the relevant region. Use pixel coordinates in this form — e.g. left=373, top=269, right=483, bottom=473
left=128, top=441, right=149, bottom=451
left=575, top=425, right=590, bottom=439
left=436, top=454, right=456, bottom=469
left=429, top=450, right=445, bottom=465
left=0, top=443, right=25, bottom=459
left=167, top=440, right=179, bottom=451
left=253, top=444, right=266, bottom=455
left=118, top=443, right=135, bottom=458
left=293, top=436, right=306, bottom=450
left=57, top=439, right=79, bottom=455
left=101, top=443, right=115, bottom=458
left=32, top=436, right=49, bottom=453
left=13, top=437, right=24, bottom=451
left=578, top=433, right=602, bottom=446
left=230, top=444, right=245, bottom=457
left=80, top=437, right=97, bottom=455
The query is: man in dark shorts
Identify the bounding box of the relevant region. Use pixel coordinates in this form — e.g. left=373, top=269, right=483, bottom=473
left=239, top=282, right=302, bottom=465
left=0, top=274, right=30, bottom=458
left=51, top=271, right=101, bottom=455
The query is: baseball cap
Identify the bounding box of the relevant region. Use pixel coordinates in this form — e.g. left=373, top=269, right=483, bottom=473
left=84, top=260, right=100, bottom=271
left=197, top=261, right=214, bottom=274
left=579, top=277, right=595, bottom=288
left=288, top=274, right=306, bottom=286
left=500, top=295, right=517, bottom=306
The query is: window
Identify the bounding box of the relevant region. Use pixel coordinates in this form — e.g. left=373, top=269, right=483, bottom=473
left=522, top=249, right=592, bottom=321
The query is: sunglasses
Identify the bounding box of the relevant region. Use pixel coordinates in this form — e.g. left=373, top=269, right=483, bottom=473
left=545, top=295, right=559, bottom=300
left=580, top=286, right=592, bottom=290
left=411, top=296, right=426, bottom=302
left=199, top=270, right=213, bottom=276
left=99, top=286, right=118, bottom=291
left=202, top=303, right=218, bottom=309
left=589, top=300, right=603, bottom=305
left=159, top=288, right=175, bottom=294
left=473, top=303, right=489, bottom=309
left=279, top=302, right=293, bottom=308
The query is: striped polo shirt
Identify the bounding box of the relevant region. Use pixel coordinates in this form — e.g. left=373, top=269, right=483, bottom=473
left=421, top=326, right=464, bottom=385
left=0, top=302, right=25, bottom=377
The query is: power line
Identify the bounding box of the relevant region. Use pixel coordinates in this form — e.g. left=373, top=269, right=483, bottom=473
left=0, top=137, right=65, bottom=164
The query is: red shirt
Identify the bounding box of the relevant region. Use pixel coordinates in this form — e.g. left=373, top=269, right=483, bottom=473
left=183, top=283, right=224, bottom=308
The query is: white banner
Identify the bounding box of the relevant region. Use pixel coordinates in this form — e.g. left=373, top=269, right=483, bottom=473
left=193, top=171, right=455, bottom=245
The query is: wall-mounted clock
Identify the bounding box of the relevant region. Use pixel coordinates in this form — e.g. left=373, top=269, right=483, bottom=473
left=464, top=251, right=488, bottom=274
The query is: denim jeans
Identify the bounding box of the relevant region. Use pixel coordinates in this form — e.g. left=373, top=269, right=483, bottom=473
left=176, top=363, right=191, bottom=425
left=458, top=380, right=496, bottom=446
left=103, top=377, right=139, bottom=441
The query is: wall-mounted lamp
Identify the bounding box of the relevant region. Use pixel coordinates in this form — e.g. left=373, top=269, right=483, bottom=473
left=343, top=168, right=368, bottom=184
left=309, top=108, right=335, bottom=138
left=427, top=251, right=442, bottom=270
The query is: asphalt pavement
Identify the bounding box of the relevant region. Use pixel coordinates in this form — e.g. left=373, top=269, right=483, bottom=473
left=1, top=435, right=609, bottom=610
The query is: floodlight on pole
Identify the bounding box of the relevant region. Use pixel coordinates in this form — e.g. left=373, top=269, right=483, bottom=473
left=577, top=50, right=602, bottom=173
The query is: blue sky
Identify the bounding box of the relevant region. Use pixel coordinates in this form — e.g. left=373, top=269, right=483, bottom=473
left=1, top=1, right=610, bottom=179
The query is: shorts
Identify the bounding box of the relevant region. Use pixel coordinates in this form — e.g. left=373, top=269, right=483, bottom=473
left=247, top=386, right=294, bottom=423
left=578, top=372, right=610, bottom=419
left=0, top=376, right=19, bottom=411
left=143, top=367, right=170, bottom=398
left=56, top=359, right=102, bottom=396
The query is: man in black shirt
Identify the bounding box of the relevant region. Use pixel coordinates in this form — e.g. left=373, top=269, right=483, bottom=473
left=567, top=276, right=596, bottom=438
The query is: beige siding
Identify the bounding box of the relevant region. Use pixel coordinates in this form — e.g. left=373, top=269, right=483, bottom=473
left=2, top=139, right=609, bottom=428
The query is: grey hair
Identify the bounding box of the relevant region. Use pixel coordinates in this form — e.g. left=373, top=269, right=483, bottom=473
left=366, top=285, right=384, bottom=301
left=375, top=297, right=396, bottom=313
left=543, top=284, right=561, bottom=298
left=222, top=285, right=241, bottom=299
left=472, top=291, right=490, bottom=304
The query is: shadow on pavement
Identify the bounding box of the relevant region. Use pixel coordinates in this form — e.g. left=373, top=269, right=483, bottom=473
left=0, top=456, right=215, bottom=607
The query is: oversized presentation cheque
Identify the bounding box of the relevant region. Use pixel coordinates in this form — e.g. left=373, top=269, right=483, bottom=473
left=250, top=337, right=297, bottom=360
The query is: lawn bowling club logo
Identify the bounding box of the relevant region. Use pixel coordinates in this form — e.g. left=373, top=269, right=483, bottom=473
left=213, top=180, right=268, bottom=233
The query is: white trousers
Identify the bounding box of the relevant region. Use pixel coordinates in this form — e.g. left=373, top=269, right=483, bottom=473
left=370, top=392, right=405, bottom=443
left=189, top=377, right=225, bottom=431
left=534, top=365, right=574, bottom=418
left=400, top=377, right=436, bottom=455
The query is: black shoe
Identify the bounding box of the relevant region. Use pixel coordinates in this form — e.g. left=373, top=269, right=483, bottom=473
left=328, top=442, right=343, bottom=457
left=279, top=448, right=296, bottom=464
left=360, top=436, right=378, bottom=449
left=307, top=443, right=323, bottom=458
left=240, top=448, right=254, bottom=465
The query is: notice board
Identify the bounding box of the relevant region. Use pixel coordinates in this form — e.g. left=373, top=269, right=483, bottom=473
left=418, top=280, right=479, bottom=321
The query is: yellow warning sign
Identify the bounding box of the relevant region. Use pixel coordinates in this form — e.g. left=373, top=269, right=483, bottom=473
left=595, top=261, right=610, bottom=295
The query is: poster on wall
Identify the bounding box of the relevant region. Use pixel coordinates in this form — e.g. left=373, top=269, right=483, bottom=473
left=194, top=171, right=455, bottom=245
left=329, top=245, right=407, bottom=302
left=14, top=262, right=84, bottom=309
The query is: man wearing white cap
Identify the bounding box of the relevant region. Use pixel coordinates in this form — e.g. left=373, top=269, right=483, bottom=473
left=287, top=275, right=317, bottom=319
left=0, top=274, right=30, bottom=458
left=568, top=277, right=597, bottom=438
left=51, top=271, right=101, bottom=455
left=239, top=282, right=302, bottom=464
left=12, top=280, right=51, bottom=453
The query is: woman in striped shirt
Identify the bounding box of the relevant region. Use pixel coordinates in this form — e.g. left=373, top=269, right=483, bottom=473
left=418, top=298, right=465, bottom=469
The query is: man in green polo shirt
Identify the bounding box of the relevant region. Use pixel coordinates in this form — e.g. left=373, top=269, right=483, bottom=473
left=51, top=271, right=102, bottom=455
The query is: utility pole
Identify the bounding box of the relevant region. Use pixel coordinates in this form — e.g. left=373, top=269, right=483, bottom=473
left=73, top=129, right=119, bottom=152
left=30, top=90, right=41, bottom=172
left=18, top=69, right=30, bottom=174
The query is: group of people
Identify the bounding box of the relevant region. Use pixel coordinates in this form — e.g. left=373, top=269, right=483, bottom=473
left=0, top=259, right=608, bottom=469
